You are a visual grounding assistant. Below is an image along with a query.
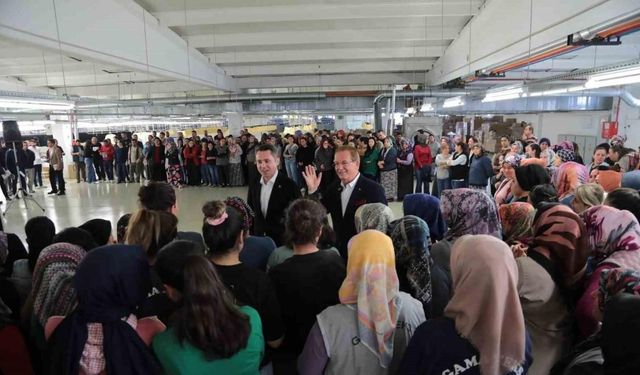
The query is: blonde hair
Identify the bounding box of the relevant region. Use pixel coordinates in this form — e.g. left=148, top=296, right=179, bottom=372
left=125, top=208, right=178, bottom=258
left=574, top=183, right=605, bottom=209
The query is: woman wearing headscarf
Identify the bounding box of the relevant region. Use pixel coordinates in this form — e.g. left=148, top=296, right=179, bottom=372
left=431, top=188, right=501, bottom=279
left=44, top=245, right=164, bottom=375
left=621, top=170, right=640, bottom=190
left=553, top=150, right=589, bottom=205
left=512, top=164, right=550, bottom=203
left=228, top=136, right=245, bottom=187
left=388, top=216, right=451, bottom=319
left=402, top=194, right=447, bottom=242
left=494, top=154, right=522, bottom=205
left=595, top=169, right=621, bottom=193
left=498, top=202, right=534, bottom=250
left=354, top=203, right=395, bottom=234
left=164, top=140, right=183, bottom=188
left=516, top=204, right=589, bottom=375
left=22, top=243, right=86, bottom=371
left=571, top=183, right=604, bottom=214
left=576, top=205, right=640, bottom=338
left=298, top=230, right=425, bottom=375
left=378, top=137, right=398, bottom=201
left=400, top=235, right=532, bottom=375
left=396, top=139, right=414, bottom=201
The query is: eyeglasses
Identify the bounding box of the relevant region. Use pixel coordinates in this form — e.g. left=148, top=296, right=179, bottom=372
left=334, top=160, right=355, bottom=168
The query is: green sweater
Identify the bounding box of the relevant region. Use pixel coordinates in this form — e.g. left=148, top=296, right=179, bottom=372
left=152, top=305, right=264, bottom=375
left=361, top=148, right=381, bottom=176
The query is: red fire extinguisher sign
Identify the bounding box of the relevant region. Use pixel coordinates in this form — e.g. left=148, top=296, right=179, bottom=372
left=601, top=121, right=618, bottom=139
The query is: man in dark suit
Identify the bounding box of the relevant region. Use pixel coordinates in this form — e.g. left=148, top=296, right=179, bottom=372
left=303, top=145, right=387, bottom=258
left=247, top=144, right=301, bottom=246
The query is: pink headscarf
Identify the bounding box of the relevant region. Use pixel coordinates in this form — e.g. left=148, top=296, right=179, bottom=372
left=445, top=235, right=526, bottom=375
left=581, top=205, right=640, bottom=270
left=553, top=161, right=588, bottom=199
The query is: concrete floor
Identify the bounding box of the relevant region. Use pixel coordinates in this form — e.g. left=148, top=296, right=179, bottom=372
left=2, top=181, right=405, bottom=242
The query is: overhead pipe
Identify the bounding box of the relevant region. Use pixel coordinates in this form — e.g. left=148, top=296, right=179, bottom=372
left=484, top=13, right=640, bottom=77
left=551, top=88, right=640, bottom=108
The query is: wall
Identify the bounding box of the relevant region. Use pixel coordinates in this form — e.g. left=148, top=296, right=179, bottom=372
left=508, top=111, right=611, bottom=147
left=614, top=85, right=640, bottom=149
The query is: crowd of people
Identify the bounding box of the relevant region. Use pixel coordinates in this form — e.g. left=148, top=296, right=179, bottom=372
left=0, top=124, right=640, bottom=374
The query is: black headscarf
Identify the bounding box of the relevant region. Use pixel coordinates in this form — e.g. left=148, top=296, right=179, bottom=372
left=78, top=219, right=112, bottom=246
left=515, top=164, right=550, bottom=192
left=602, top=293, right=640, bottom=374
left=46, top=245, right=160, bottom=375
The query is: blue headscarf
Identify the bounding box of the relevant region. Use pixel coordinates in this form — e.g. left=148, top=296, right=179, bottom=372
left=46, top=244, right=160, bottom=375
left=402, top=194, right=447, bottom=241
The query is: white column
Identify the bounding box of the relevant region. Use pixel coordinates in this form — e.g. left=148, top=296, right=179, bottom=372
left=226, top=112, right=244, bottom=136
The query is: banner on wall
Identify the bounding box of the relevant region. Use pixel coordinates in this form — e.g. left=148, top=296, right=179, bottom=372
left=601, top=121, right=618, bottom=139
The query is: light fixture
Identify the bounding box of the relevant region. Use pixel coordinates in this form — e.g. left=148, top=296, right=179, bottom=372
left=585, top=66, right=640, bottom=89
left=442, top=96, right=464, bottom=108
left=406, top=107, right=416, bottom=115
left=420, top=103, right=434, bottom=112
left=528, top=88, right=570, bottom=97
left=0, top=97, right=75, bottom=111
left=481, top=87, right=524, bottom=102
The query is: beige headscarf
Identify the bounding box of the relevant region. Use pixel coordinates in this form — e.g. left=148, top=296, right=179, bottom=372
left=354, top=203, right=394, bottom=234
left=445, top=235, right=526, bottom=375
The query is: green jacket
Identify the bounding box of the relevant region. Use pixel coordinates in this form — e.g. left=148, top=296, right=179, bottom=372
left=361, top=148, right=381, bottom=176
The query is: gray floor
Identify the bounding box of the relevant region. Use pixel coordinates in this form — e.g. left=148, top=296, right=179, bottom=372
left=2, top=181, right=405, bottom=242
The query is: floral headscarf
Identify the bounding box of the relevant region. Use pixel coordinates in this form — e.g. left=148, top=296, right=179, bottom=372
left=499, top=202, right=535, bottom=246
left=598, top=268, right=640, bottom=312
left=581, top=205, right=640, bottom=269
left=340, top=230, right=400, bottom=368
left=440, top=188, right=502, bottom=241
left=388, top=216, right=432, bottom=306
left=609, top=135, right=627, bottom=148
left=553, top=161, right=588, bottom=199
left=224, top=196, right=255, bottom=231
left=503, top=154, right=523, bottom=168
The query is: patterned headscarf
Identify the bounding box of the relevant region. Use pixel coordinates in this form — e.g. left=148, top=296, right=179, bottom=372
left=555, top=141, right=575, bottom=152
left=503, top=154, right=523, bottom=168
left=340, top=230, right=400, bottom=368
left=440, top=188, right=502, bottom=241
left=31, top=243, right=86, bottom=326
left=581, top=205, right=640, bottom=269
left=553, top=161, right=589, bottom=199
left=609, top=135, right=627, bottom=148
left=445, top=235, right=526, bottom=375
left=557, top=149, right=576, bottom=163
left=499, top=202, right=535, bottom=246
left=402, top=194, right=447, bottom=241
left=388, top=216, right=432, bottom=306
left=354, top=203, right=394, bottom=234
left=531, top=204, right=589, bottom=285
left=224, top=196, right=255, bottom=231
left=598, top=268, right=640, bottom=312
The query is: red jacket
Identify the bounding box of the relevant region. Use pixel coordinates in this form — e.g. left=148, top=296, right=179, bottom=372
left=183, top=145, right=200, bottom=165
left=414, top=144, right=433, bottom=169
left=100, top=144, right=115, bottom=161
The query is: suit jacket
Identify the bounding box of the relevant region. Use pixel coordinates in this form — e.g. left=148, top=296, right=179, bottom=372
left=318, top=175, right=387, bottom=258
left=247, top=172, right=301, bottom=246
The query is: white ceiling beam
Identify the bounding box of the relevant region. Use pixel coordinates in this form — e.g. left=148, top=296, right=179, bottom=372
left=55, top=80, right=215, bottom=99
left=154, top=2, right=482, bottom=27
left=187, top=27, right=460, bottom=49
left=0, top=0, right=236, bottom=91
left=223, top=59, right=435, bottom=76
left=237, top=72, right=425, bottom=89
left=208, top=46, right=445, bottom=64
left=428, top=0, right=640, bottom=85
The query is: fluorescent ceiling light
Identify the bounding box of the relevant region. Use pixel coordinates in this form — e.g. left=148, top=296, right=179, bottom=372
left=528, top=88, right=569, bottom=97
left=0, top=97, right=75, bottom=111
left=420, top=103, right=434, bottom=112
left=585, top=66, right=640, bottom=89
left=482, top=87, right=524, bottom=102
left=442, top=96, right=464, bottom=108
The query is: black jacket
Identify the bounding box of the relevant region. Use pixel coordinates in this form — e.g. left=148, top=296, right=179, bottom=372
left=316, top=175, right=387, bottom=258
left=247, top=172, right=301, bottom=246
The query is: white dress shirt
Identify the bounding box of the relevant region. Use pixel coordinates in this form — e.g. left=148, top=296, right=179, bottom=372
left=341, top=173, right=360, bottom=216
left=260, top=170, right=278, bottom=217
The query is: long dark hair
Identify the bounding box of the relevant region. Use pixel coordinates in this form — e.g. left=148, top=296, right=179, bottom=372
left=174, top=256, right=250, bottom=359
left=528, top=143, right=542, bottom=158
